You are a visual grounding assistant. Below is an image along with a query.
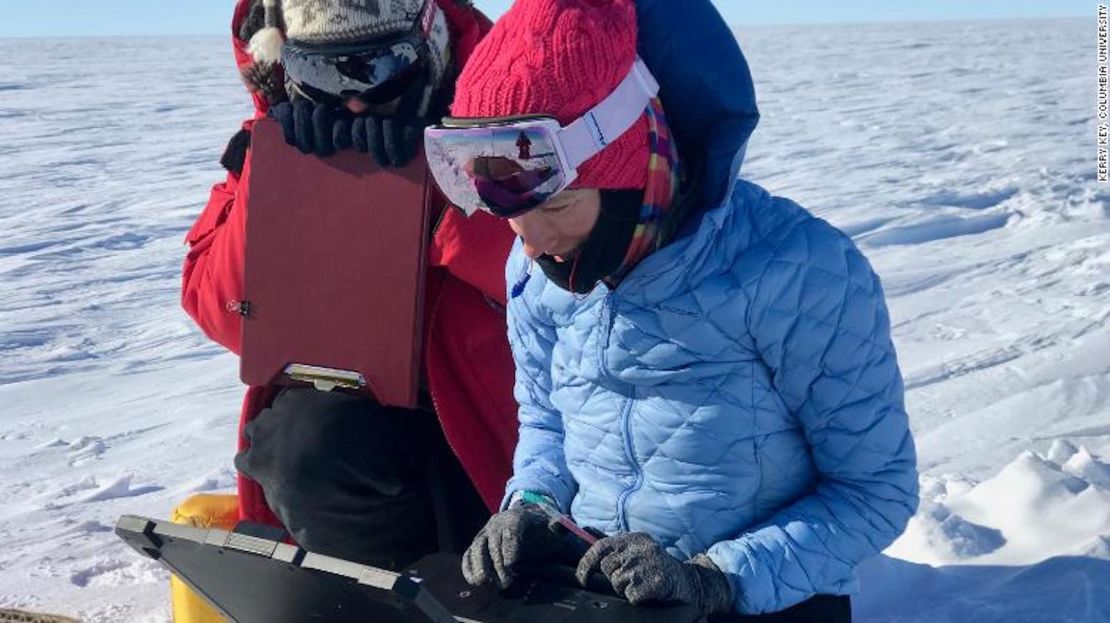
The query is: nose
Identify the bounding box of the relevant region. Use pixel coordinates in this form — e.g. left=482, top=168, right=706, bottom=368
left=509, top=212, right=558, bottom=259
left=345, top=97, right=369, bottom=114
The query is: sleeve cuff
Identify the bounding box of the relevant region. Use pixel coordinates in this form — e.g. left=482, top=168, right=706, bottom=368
left=500, top=485, right=567, bottom=513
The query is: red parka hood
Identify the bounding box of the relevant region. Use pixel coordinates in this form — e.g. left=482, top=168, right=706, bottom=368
left=229, top=0, right=492, bottom=116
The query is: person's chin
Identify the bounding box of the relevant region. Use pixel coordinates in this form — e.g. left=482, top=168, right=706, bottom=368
left=545, top=248, right=582, bottom=263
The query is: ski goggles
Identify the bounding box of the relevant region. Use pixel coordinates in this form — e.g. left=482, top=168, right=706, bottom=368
left=281, top=0, right=442, bottom=107
left=281, top=37, right=426, bottom=106
left=424, top=58, right=660, bottom=218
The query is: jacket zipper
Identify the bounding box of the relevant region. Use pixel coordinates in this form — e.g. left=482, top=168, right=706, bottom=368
left=603, top=293, right=643, bottom=532
left=428, top=385, right=461, bottom=457
left=430, top=202, right=450, bottom=238
left=615, top=385, right=643, bottom=532
left=424, top=291, right=466, bottom=471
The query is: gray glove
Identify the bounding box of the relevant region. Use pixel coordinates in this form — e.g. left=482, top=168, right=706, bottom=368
left=575, top=532, right=733, bottom=615
left=462, top=504, right=568, bottom=589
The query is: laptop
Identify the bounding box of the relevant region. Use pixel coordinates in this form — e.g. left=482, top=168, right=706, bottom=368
left=239, top=119, right=430, bottom=408
left=115, top=515, right=701, bottom=623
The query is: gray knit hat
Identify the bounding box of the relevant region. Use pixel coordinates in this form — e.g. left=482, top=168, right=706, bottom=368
left=286, top=0, right=427, bottom=44
left=250, top=0, right=441, bottom=54
left=247, top=0, right=452, bottom=113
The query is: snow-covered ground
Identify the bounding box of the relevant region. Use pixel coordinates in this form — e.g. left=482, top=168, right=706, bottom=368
left=0, top=17, right=1106, bottom=623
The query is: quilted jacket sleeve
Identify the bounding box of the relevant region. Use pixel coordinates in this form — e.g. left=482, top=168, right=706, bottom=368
left=500, top=245, right=578, bottom=512
left=708, top=213, right=919, bottom=614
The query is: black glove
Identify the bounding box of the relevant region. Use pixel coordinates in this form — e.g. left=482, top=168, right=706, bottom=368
left=220, top=127, right=252, bottom=175
left=349, top=113, right=421, bottom=169
left=348, top=63, right=442, bottom=168
left=268, top=97, right=424, bottom=168
left=267, top=65, right=442, bottom=168
left=462, top=504, right=573, bottom=589
left=233, top=388, right=440, bottom=570
left=576, top=532, right=733, bottom=615
left=268, top=99, right=351, bottom=159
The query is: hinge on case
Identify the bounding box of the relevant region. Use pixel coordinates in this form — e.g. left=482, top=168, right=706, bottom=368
left=226, top=300, right=252, bottom=317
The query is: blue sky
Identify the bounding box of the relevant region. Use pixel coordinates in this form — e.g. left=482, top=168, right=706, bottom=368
left=0, top=0, right=1092, bottom=38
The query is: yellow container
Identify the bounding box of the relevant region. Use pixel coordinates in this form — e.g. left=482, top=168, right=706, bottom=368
left=169, top=493, right=240, bottom=623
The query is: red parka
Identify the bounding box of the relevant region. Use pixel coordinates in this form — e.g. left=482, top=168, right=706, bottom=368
left=181, top=0, right=517, bottom=527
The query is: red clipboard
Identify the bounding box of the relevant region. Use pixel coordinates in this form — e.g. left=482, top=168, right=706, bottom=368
left=240, top=118, right=430, bottom=408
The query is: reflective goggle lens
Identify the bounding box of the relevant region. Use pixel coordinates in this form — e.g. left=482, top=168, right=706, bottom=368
left=425, top=123, right=569, bottom=217
left=281, top=40, right=421, bottom=104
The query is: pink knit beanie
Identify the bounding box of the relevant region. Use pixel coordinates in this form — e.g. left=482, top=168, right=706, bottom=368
left=450, top=0, right=649, bottom=190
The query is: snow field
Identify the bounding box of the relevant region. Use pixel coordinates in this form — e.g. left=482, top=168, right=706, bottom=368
left=1, top=17, right=1106, bottom=622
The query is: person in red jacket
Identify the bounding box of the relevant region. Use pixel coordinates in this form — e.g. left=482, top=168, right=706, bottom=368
left=181, top=0, right=518, bottom=571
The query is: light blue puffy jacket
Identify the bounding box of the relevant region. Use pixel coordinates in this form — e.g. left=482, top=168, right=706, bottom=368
left=500, top=0, right=919, bottom=615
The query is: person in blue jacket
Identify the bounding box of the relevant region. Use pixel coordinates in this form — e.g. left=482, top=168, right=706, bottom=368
left=423, top=0, right=919, bottom=618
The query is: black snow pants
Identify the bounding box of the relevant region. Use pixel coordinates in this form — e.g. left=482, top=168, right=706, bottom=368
left=234, top=386, right=490, bottom=571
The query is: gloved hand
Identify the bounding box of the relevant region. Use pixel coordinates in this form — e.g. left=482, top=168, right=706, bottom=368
left=350, top=113, right=421, bottom=169
left=267, top=67, right=439, bottom=168
left=233, top=388, right=441, bottom=570
left=461, top=504, right=571, bottom=589
left=575, top=532, right=733, bottom=615
left=267, top=99, right=350, bottom=159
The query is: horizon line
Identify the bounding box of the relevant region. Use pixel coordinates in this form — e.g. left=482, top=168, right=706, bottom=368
left=0, top=13, right=1088, bottom=40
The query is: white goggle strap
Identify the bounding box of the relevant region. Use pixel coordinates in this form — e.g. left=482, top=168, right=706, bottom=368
left=557, top=58, right=660, bottom=171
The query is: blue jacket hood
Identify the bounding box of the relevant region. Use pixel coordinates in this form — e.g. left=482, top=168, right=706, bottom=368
left=635, top=0, right=760, bottom=208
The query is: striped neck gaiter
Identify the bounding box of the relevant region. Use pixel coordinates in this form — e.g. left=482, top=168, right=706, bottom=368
left=605, top=97, right=680, bottom=283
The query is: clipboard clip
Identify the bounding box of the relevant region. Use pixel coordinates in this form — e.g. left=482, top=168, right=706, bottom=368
left=284, top=363, right=366, bottom=392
